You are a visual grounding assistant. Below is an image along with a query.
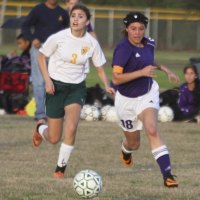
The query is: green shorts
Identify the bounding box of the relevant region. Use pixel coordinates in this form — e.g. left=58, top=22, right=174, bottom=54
left=46, top=79, right=86, bottom=118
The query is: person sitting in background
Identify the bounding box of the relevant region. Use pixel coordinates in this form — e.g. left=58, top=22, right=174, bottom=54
left=16, top=33, right=31, bottom=59
left=0, top=34, right=31, bottom=114
left=1, top=33, right=31, bottom=73
left=177, top=65, right=200, bottom=121
left=15, top=33, right=31, bottom=73
left=4, top=33, right=31, bottom=74
left=2, top=33, right=30, bottom=58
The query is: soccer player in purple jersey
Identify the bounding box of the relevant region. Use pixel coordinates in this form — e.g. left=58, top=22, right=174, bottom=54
left=112, top=12, right=179, bottom=188
left=177, top=65, right=200, bottom=120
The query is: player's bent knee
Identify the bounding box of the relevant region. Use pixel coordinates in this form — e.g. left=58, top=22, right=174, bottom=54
left=48, top=136, right=61, bottom=144
left=146, top=126, right=157, bottom=137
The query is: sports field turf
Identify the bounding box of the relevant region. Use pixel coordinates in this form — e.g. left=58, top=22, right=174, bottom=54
left=0, top=46, right=200, bottom=199
left=1, top=45, right=200, bottom=89
left=86, top=49, right=200, bottom=89
left=0, top=115, right=200, bottom=199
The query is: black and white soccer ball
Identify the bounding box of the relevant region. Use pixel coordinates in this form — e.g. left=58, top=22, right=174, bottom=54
left=73, top=169, right=102, bottom=199
left=100, top=105, right=112, bottom=120
left=105, top=106, right=118, bottom=122
left=158, top=106, right=174, bottom=122
left=80, top=105, right=100, bottom=121
left=80, top=105, right=90, bottom=120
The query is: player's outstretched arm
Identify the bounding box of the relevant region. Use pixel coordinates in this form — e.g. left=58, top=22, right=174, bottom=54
left=96, top=67, right=115, bottom=95
left=156, top=64, right=180, bottom=83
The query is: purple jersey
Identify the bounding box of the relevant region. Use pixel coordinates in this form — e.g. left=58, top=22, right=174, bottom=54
left=86, top=22, right=94, bottom=33
left=112, top=37, right=155, bottom=97
left=178, top=83, right=198, bottom=115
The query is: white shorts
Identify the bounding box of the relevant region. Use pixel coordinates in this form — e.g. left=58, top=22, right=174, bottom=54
left=115, top=80, right=160, bottom=132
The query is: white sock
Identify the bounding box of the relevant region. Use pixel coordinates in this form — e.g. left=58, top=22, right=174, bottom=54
left=152, top=145, right=169, bottom=160
left=57, top=143, right=74, bottom=167
left=38, top=124, right=48, bottom=140
left=121, top=142, right=134, bottom=154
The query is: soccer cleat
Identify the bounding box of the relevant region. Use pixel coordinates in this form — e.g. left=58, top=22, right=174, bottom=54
left=120, top=151, right=133, bottom=167
left=164, top=174, right=178, bottom=188
left=53, top=171, right=64, bottom=179
left=32, top=123, right=43, bottom=147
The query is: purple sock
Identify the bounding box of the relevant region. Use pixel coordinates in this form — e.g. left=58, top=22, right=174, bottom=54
left=152, top=145, right=171, bottom=177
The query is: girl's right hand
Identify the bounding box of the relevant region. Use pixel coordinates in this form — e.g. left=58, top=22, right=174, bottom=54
left=45, top=79, right=55, bottom=95
left=141, top=65, right=157, bottom=78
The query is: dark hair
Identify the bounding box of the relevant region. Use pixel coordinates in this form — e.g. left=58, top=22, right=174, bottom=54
left=184, top=65, right=200, bottom=106
left=123, top=12, right=148, bottom=28
left=122, top=12, right=148, bottom=38
left=16, top=33, right=27, bottom=40
left=70, top=4, right=91, bottom=20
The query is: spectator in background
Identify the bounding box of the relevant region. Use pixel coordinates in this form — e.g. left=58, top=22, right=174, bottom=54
left=15, top=34, right=31, bottom=72
left=177, top=65, right=200, bottom=121
left=0, top=33, right=31, bottom=74
left=21, top=0, right=69, bottom=123
left=16, top=33, right=31, bottom=59
left=7, top=33, right=31, bottom=59
left=65, top=0, right=96, bottom=38
left=0, top=33, right=31, bottom=114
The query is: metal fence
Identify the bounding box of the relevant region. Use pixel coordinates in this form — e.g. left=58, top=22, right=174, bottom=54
left=1, top=1, right=200, bottom=50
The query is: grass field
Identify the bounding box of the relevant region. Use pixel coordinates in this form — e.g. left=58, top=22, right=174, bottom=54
left=0, top=115, right=200, bottom=200
left=85, top=49, right=200, bottom=89
left=1, top=44, right=200, bottom=89
left=1, top=46, right=200, bottom=199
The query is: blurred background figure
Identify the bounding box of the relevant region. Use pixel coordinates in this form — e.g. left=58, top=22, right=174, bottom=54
left=16, top=33, right=31, bottom=59
left=177, top=65, right=200, bottom=122
left=160, top=65, right=200, bottom=122
left=21, top=0, right=69, bottom=123
left=0, top=33, right=31, bottom=114
left=7, top=33, right=31, bottom=59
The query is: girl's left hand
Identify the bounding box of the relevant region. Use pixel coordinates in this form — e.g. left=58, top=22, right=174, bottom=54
left=105, top=86, right=115, bottom=95
left=167, top=71, right=180, bottom=83
left=45, top=79, right=55, bottom=95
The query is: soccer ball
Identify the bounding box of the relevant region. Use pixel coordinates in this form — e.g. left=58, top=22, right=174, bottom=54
left=80, top=105, right=90, bottom=120
left=105, top=106, right=118, bottom=122
left=73, top=169, right=102, bottom=199
left=100, top=105, right=112, bottom=120
left=158, top=106, right=174, bottom=122
left=80, top=105, right=100, bottom=121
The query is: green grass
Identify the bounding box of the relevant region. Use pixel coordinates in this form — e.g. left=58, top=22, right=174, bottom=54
left=155, top=50, right=200, bottom=66
left=87, top=50, right=183, bottom=90
left=86, top=49, right=200, bottom=89
left=1, top=44, right=199, bottom=89
left=0, top=115, right=200, bottom=199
